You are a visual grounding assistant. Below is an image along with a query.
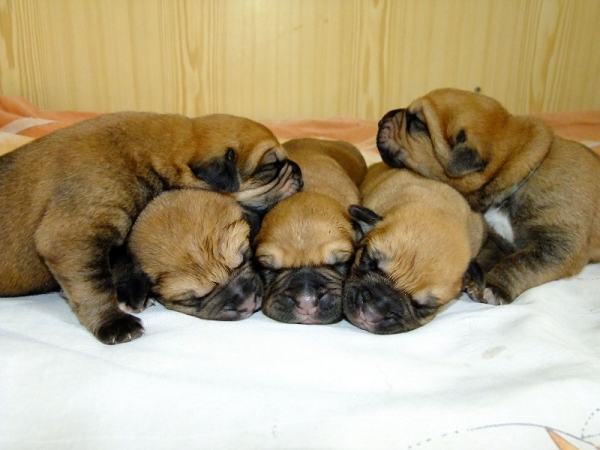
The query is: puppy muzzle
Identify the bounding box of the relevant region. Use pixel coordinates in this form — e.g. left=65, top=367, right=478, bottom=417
left=376, top=109, right=406, bottom=169
left=343, top=272, right=419, bottom=334
left=262, top=266, right=343, bottom=325
left=197, top=263, right=264, bottom=321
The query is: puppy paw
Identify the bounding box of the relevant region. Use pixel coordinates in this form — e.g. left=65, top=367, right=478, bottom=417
left=118, top=297, right=154, bottom=314
left=463, top=282, right=483, bottom=303
left=95, top=314, right=144, bottom=345
left=482, top=288, right=503, bottom=305
left=467, top=286, right=509, bottom=306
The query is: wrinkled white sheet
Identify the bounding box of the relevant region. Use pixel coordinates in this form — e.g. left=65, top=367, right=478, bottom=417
left=1, top=264, right=599, bottom=450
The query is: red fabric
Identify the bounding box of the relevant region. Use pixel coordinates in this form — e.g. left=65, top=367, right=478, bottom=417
left=1, top=96, right=598, bottom=157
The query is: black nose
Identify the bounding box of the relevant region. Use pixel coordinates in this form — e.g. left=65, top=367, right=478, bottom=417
left=288, top=160, right=301, bottom=176
left=225, top=271, right=263, bottom=307
left=285, top=160, right=303, bottom=189
left=378, top=108, right=405, bottom=128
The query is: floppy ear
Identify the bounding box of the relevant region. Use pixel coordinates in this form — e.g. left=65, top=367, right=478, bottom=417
left=348, top=205, right=382, bottom=241
left=446, top=129, right=486, bottom=177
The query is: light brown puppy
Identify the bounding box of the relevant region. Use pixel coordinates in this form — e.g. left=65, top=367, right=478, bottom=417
left=377, top=88, right=600, bottom=305
left=344, top=163, right=486, bottom=334
left=255, top=138, right=367, bottom=325
left=0, top=112, right=301, bottom=344
left=114, top=190, right=263, bottom=322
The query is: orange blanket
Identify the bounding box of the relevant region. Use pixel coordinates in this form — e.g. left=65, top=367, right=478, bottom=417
left=1, top=96, right=599, bottom=162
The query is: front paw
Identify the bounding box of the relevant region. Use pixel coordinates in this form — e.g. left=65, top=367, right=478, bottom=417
left=465, top=284, right=509, bottom=306
left=462, top=261, right=485, bottom=302
left=481, top=287, right=508, bottom=305
left=95, top=314, right=144, bottom=345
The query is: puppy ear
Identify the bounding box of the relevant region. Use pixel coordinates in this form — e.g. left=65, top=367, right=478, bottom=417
left=446, top=129, right=486, bottom=177
left=348, top=205, right=382, bottom=241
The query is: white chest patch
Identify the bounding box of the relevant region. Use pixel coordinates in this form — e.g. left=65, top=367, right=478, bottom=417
left=484, top=207, right=515, bottom=243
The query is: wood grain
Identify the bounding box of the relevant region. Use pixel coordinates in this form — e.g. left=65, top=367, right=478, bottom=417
left=1, top=0, right=599, bottom=120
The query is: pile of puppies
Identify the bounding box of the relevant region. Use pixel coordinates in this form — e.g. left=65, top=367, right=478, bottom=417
left=1, top=88, right=599, bottom=344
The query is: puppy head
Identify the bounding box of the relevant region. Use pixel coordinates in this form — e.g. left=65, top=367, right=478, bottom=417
left=128, top=189, right=263, bottom=320
left=254, top=192, right=356, bottom=324
left=190, top=114, right=303, bottom=209
left=343, top=204, right=476, bottom=334
left=376, top=88, right=549, bottom=195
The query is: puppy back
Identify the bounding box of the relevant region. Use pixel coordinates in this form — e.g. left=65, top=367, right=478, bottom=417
left=285, top=139, right=363, bottom=207
left=284, top=138, right=367, bottom=185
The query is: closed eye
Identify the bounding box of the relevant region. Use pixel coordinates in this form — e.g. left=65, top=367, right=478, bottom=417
left=176, top=289, right=213, bottom=308
left=233, top=247, right=252, bottom=270
left=410, top=296, right=439, bottom=316
left=406, top=111, right=429, bottom=136
left=226, top=147, right=237, bottom=162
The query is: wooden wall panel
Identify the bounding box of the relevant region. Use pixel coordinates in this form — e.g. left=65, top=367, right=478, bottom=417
left=1, top=0, right=599, bottom=120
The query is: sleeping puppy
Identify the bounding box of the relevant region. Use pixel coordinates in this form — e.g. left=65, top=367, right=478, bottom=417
left=113, top=190, right=263, bottom=322
left=343, top=163, right=486, bottom=334
left=376, top=87, right=600, bottom=305
left=0, top=112, right=301, bottom=344
left=254, top=138, right=367, bottom=324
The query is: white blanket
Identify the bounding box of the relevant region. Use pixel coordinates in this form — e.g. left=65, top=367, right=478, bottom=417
left=1, top=264, right=599, bottom=449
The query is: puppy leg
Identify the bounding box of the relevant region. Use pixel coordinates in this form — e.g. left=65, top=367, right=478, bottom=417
left=482, top=236, right=587, bottom=305
left=462, top=261, right=485, bottom=301
left=35, top=207, right=144, bottom=344
left=110, top=245, right=153, bottom=314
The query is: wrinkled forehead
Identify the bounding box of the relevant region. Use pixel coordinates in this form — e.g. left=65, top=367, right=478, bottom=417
left=418, top=90, right=506, bottom=123
left=195, top=114, right=286, bottom=160
left=239, top=139, right=286, bottom=170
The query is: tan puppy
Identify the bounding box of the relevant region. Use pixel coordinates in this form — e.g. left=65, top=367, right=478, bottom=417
left=343, top=163, right=486, bottom=334
left=0, top=112, right=301, bottom=344
left=113, top=190, right=262, bottom=322
left=377, top=88, right=600, bottom=305
left=255, top=138, right=367, bottom=324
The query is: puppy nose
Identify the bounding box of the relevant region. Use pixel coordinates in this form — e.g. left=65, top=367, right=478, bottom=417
left=353, top=287, right=372, bottom=309
left=287, top=160, right=303, bottom=188
left=228, top=271, right=263, bottom=306
left=295, top=295, right=318, bottom=316
left=235, top=293, right=258, bottom=318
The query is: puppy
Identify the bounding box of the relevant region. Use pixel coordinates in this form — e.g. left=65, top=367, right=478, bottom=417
left=0, top=112, right=301, bottom=344
left=113, top=189, right=263, bottom=322
left=254, top=138, right=367, bottom=324
left=343, top=163, right=486, bottom=334
left=376, top=87, right=600, bottom=305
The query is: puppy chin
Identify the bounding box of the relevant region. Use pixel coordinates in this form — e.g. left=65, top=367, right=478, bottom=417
left=343, top=272, right=426, bottom=334
left=262, top=267, right=343, bottom=325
